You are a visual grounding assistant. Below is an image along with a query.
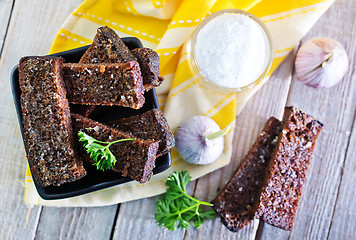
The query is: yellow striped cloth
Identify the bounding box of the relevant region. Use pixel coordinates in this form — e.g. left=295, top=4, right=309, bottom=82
left=24, top=0, right=334, bottom=206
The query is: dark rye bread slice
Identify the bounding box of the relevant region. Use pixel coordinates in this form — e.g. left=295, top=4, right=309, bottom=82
left=108, top=109, right=175, bottom=157
left=63, top=61, right=145, bottom=109
left=79, top=26, right=136, bottom=64
left=255, top=107, right=323, bottom=230
left=80, top=26, right=162, bottom=91
left=131, top=48, right=164, bottom=91
left=19, top=56, right=86, bottom=187
left=212, top=117, right=281, bottom=232
left=71, top=113, right=159, bottom=183
left=75, top=26, right=137, bottom=115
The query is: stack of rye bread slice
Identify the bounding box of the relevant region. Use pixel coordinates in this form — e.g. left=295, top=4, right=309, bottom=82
left=18, top=26, right=174, bottom=187
left=212, top=107, right=323, bottom=231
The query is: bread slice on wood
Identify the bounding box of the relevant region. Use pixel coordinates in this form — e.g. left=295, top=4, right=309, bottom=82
left=63, top=61, right=145, bottom=109
left=213, top=107, right=323, bottom=232
left=255, top=107, right=323, bottom=230
left=71, top=113, right=159, bottom=183
left=108, top=109, right=174, bottom=157
left=212, top=117, right=281, bottom=232
left=19, top=56, right=86, bottom=187
left=131, top=48, right=164, bottom=91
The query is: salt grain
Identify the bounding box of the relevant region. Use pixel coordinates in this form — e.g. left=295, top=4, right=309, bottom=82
left=93, top=126, right=100, bottom=133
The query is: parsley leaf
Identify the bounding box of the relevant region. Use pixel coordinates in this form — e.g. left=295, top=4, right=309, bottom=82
left=155, top=170, right=216, bottom=231
left=78, top=130, right=135, bottom=171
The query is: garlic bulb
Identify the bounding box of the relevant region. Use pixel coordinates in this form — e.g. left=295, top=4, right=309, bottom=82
left=175, top=116, right=229, bottom=165
left=295, top=37, right=348, bottom=88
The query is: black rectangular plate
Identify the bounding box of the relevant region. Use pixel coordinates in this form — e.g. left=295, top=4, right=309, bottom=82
left=11, top=37, right=171, bottom=200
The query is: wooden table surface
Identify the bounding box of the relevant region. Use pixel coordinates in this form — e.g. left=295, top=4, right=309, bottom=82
left=0, top=0, right=355, bottom=239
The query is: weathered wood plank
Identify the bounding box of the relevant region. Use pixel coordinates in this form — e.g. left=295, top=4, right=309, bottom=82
left=258, top=0, right=356, bottom=239
left=112, top=196, right=186, bottom=240
left=286, top=0, right=356, bottom=239
left=1, top=0, right=354, bottom=240
left=112, top=178, right=199, bottom=239
left=257, top=223, right=289, bottom=240
left=320, top=2, right=356, bottom=239
left=183, top=48, right=297, bottom=240
left=35, top=206, right=118, bottom=240
left=327, top=117, right=356, bottom=240
left=0, top=0, right=14, bottom=56
left=0, top=0, right=95, bottom=239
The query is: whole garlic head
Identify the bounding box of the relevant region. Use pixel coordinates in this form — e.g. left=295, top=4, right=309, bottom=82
left=295, top=37, right=348, bottom=88
left=175, top=116, right=226, bottom=165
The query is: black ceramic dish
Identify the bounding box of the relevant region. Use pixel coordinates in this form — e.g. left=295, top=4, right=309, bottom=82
left=11, top=37, right=171, bottom=200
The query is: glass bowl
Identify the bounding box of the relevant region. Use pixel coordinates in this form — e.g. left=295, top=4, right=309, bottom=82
left=191, top=9, right=273, bottom=92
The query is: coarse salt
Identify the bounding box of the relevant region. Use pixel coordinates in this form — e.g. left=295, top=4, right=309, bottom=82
left=193, top=13, right=270, bottom=89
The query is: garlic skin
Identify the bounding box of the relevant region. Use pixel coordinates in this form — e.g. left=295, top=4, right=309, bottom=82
left=175, top=116, right=224, bottom=165
left=295, top=37, right=348, bottom=88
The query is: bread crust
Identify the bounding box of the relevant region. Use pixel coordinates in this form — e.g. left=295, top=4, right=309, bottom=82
left=213, top=107, right=323, bottom=232
left=255, top=107, right=323, bottom=230
left=75, top=26, right=139, bottom=114
left=109, top=109, right=174, bottom=157
left=19, top=56, right=86, bottom=187
left=71, top=113, right=159, bottom=183
left=131, top=48, right=164, bottom=91
left=212, top=117, right=281, bottom=232
left=63, top=62, right=145, bottom=109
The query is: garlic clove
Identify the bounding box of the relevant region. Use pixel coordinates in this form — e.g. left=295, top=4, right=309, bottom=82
left=295, top=37, right=348, bottom=88
left=175, top=116, right=225, bottom=165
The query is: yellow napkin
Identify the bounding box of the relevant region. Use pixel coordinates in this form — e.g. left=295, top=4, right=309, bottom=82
left=24, top=0, right=334, bottom=206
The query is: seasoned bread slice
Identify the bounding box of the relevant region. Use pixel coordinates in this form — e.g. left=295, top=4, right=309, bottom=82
left=212, top=117, right=281, bottom=232
left=79, top=26, right=136, bottom=64
left=131, top=48, right=164, bottom=91
left=63, top=61, right=145, bottom=109
left=75, top=26, right=138, bottom=114
left=71, top=113, right=159, bottom=183
left=255, top=107, right=323, bottom=230
left=108, top=109, right=174, bottom=157
left=19, top=56, right=86, bottom=187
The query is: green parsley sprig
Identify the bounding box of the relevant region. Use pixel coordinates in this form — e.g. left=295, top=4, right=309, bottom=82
left=155, top=170, right=216, bottom=231
left=78, top=130, right=135, bottom=171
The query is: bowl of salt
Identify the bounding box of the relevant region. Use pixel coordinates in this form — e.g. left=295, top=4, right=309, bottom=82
left=191, top=9, right=273, bottom=92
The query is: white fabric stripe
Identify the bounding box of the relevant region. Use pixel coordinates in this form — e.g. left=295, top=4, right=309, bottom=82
left=265, top=4, right=333, bottom=58
left=58, top=32, right=89, bottom=45
left=131, top=0, right=179, bottom=19
left=178, top=53, right=190, bottom=64
left=260, top=1, right=334, bottom=21
left=62, top=16, right=157, bottom=48
left=60, top=16, right=97, bottom=40
left=267, top=7, right=331, bottom=52
left=75, top=12, right=161, bottom=41
left=168, top=74, right=197, bottom=96
left=162, top=73, right=175, bottom=81
left=164, top=86, right=238, bottom=131
left=204, top=94, right=236, bottom=118
left=156, top=73, right=175, bottom=95
left=156, top=26, right=196, bottom=50
left=274, top=50, right=290, bottom=58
